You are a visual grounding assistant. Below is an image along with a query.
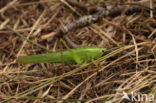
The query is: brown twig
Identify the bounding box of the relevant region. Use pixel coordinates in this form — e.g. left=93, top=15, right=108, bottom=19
left=41, top=0, right=150, bottom=41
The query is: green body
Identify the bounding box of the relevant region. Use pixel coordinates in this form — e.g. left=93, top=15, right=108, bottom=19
left=17, top=47, right=107, bottom=64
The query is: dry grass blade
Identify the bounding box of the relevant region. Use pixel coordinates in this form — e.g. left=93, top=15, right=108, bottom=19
left=0, top=21, right=50, bottom=51
left=0, top=0, right=156, bottom=103
left=0, top=0, right=18, bottom=13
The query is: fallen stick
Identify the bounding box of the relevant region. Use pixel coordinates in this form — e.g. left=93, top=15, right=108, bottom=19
left=41, top=0, right=151, bottom=41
